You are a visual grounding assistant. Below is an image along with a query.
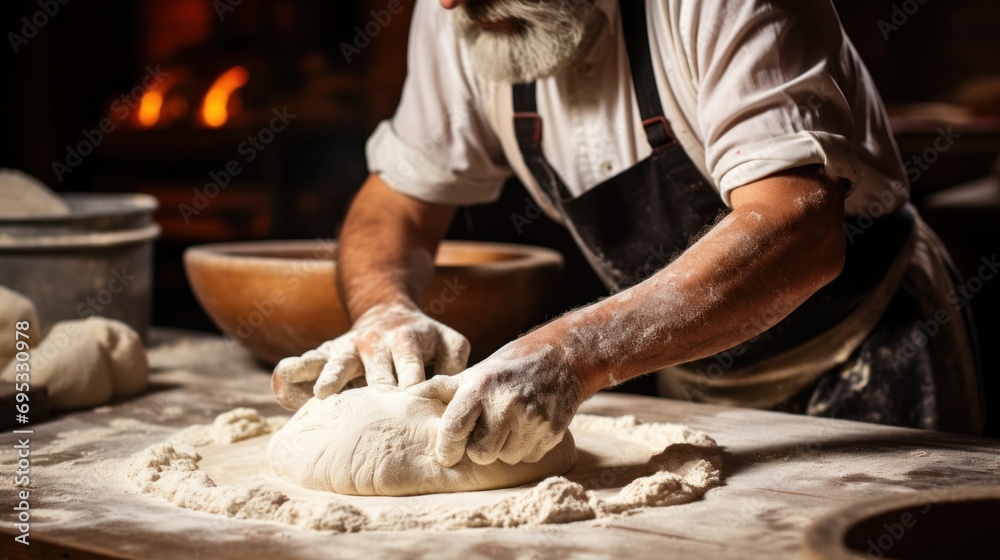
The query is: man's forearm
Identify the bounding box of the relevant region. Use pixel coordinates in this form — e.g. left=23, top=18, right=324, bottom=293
left=536, top=168, right=848, bottom=397
left=337, top=174, right=456, bottom=321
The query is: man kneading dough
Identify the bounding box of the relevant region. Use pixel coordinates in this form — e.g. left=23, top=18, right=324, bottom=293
left=273, top=0, right=985, bottom=473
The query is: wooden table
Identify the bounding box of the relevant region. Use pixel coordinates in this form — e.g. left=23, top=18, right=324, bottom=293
left=2, top=330, right=998, bottom=559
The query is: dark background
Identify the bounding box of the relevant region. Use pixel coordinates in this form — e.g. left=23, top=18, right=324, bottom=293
left=1, top=0, right=998, bottom=435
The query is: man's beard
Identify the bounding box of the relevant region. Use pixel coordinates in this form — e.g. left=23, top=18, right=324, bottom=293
left=454, top=0, right=596, bottom=84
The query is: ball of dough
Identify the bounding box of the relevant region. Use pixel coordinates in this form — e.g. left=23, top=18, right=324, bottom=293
left=0, top=317, right=149, bottom=410
left=267, top=386, right=577, bottom=496
left=0, top=286, right=40, bottom=370
left=0, top=168, right=71, bottom=217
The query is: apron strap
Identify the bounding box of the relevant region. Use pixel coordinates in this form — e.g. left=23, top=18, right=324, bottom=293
left=619, top=0, right=677, bottom=151
left=512, top=0, right=679, bottom=195
left=513, top=82, right=574, bottom=202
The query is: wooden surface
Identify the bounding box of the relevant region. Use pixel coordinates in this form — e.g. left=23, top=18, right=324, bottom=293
left=2, top=329, right=999, bottom=560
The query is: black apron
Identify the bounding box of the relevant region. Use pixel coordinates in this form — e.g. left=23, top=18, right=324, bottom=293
left=510, top=0, right=932, bottom=422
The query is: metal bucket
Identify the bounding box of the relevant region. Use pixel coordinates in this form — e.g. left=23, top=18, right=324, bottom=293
left=0, top=193, right=160, bottom=340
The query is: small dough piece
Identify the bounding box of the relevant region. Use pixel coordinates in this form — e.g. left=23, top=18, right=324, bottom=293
left=0, top=168, right=71, bottom=217
left=95, top=320, right=149, bottom=397
left=0, top=317, right=149, bottom=410
left=267, top=386, right=577, bottom=496
left=0, top=286, right=40, bottom=369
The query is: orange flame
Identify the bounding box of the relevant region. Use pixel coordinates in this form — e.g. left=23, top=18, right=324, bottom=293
left=137, top=90, right=165, bottom=127
left=201, top=66, right=249, bottom=128
left=136, top=72, right=180, bottom=128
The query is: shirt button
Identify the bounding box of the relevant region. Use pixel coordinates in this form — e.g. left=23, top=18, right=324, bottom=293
left=601, top=161, right=614, bottom=174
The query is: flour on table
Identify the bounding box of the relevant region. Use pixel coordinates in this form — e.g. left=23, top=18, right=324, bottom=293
left=172, top=407, right=288, bottom=446
left=125, top=407, right=723, bottom=532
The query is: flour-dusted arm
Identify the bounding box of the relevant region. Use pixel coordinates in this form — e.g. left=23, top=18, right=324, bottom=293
left=413, top=166, right=846, bottom=466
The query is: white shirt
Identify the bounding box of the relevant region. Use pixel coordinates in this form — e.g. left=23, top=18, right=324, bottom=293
left=366, top=0, right=908, bottom=220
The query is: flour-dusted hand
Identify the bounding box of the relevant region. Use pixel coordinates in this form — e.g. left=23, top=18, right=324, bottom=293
left=408, top=341, right=585, bottom=467
left=271, top=303, right=470, bottom=411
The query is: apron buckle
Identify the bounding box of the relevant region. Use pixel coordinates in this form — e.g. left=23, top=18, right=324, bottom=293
left=514, top=112, right=544, bottom=147
left=642, top=116, right=677, bottom=150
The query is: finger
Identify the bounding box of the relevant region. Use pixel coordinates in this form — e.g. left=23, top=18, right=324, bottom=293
left=271, top=373, right=314, bottom=412
left=407, top=371, right=464, bottom=403
left=345, top=376, right=368, bottom=390
left=313, top=351, right=364, bottom=398
left=274, top=349, right=326, bottom=383
left=467, top=418, right=511, bottom=466
left=435, top=387, right=482, bottom=467
left=391, top=334, right=428, bottom=389
left=359, top=345, right=396, bottom=386
left=498, top=422, right=535, bottom=465
left=434, top=327, right=471, bottom=376
left=311, top=337, right=362, bottom=398
left=522, top=429, right=564, bottom=464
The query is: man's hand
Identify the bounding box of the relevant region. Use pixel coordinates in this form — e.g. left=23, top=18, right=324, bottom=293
left=270, top=173, right=464, bottom=411
left=408, top=340, right=584, bottom=467
left=272, top=303, right=470, bottom=411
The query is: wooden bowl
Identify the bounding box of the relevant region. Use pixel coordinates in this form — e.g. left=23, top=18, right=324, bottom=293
left=184, top=240, right=563, bottom=365
left=804, top=485, right=1000, bottom=559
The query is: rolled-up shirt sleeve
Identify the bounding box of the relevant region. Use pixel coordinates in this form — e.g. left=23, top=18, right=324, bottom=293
left=686, top=0, right=865, bottom=205
left=366, top=0, right=511, bottom=206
